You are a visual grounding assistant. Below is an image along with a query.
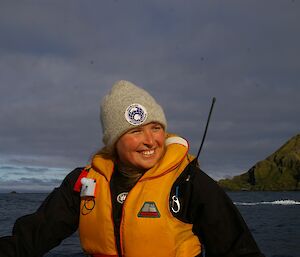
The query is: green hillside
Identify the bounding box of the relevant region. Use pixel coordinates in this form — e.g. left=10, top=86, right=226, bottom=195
left=218, top=134, right=300, bottom=191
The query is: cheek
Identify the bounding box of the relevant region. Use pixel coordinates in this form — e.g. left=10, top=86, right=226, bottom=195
left=123, top=137, right=140, bottom=151
left=156, top=133, right=166, bottom=146
left=116, top=137, right=138, bottom=156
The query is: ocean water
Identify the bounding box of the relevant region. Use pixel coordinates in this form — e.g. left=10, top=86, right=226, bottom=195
left=0, top=191, right=299, bottom=257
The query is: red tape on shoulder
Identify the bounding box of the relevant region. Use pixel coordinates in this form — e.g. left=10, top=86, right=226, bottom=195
left=73, top=169, right=89, bottom=192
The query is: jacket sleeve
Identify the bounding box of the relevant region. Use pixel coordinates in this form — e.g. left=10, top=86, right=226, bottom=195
left=190, top=166, right=265, bottom=257
left=0, top=168, right=82, bottom=257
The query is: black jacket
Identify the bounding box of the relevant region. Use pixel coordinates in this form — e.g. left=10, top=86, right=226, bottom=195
left=0, top=161, right=265, bottom=257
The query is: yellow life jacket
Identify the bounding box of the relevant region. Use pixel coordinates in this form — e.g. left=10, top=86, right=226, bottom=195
left=79, top=137, right=201, bottom=257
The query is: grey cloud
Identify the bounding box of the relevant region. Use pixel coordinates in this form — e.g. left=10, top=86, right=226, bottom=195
left=18, top=177, right=61, bottom=185
left=0, top=178, right=61, bottom=193
left=0, top=0, right=299, bottom=182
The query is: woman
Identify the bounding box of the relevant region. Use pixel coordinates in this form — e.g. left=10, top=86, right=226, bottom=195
left=0, top=80, right=265, bottom=257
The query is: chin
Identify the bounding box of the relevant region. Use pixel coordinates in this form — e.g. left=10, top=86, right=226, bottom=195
left=138, top=161, right=157, bottom=170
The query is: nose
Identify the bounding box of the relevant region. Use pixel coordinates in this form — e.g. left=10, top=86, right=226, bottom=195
left=143, top=128, right=154, bottom=147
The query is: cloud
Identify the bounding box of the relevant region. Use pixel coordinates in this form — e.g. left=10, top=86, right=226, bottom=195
left=0, top=164, right=69, bottom=192
left=0, top=0, right=299, bottom=188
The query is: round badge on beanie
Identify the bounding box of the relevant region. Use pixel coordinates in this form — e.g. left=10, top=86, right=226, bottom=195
left=125, top=103, right=148, bottom=125
left=100, top=80, right=167, bottom=149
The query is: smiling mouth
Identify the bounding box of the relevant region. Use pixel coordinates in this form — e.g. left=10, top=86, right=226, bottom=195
left=140, top=149, right=155, bottom=157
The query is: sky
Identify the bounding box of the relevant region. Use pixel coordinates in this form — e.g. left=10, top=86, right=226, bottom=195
left=0, top=0, right=299, bottom=192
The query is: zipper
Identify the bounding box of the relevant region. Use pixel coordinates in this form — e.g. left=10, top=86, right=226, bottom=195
left=109, top=180, right=122, bottom=257
left=118, top=188, right=132, bottom=257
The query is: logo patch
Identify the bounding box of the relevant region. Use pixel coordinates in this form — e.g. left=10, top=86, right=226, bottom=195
left=138, top=201, right=160, bottom=218
left=117, top=192, right=128, bottom=204
left=125, top=103, right=148, bottom=125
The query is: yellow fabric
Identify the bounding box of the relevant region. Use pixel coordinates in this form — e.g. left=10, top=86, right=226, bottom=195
left=79, top=138, right=201, bottom=257
left=79, top=157, right=117, bottom=255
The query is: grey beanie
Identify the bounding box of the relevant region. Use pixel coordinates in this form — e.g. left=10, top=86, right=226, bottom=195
left=101, top=80, right=167, bottom=149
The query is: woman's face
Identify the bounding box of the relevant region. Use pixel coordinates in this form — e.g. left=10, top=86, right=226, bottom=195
left=116, top=122, right=166, bottom=170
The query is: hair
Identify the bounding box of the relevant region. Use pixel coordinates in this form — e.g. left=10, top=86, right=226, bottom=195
left=92, top=146, right=117, bottom=161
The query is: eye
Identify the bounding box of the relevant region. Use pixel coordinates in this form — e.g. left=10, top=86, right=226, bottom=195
left=152, top=124, right=163, bottom=131
left=129, top=128, right=142, bottom=134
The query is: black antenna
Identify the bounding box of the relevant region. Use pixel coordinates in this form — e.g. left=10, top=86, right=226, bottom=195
left=195, top=97, right=216, bottom=160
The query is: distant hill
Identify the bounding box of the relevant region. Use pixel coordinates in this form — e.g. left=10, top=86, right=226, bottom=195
left=218, top=134, right=300, bottom=191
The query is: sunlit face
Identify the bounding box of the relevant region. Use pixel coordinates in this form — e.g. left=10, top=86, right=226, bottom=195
left=116, top=122, right=166, bottom=171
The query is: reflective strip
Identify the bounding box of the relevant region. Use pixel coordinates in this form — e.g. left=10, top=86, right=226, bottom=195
left=165, top=136, right=188, bottom=148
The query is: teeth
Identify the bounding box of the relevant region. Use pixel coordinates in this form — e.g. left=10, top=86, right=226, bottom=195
left=141, top=150, right=155, bottom=156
